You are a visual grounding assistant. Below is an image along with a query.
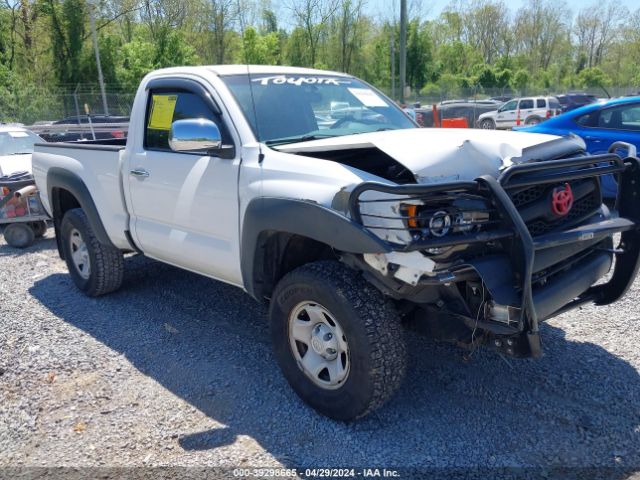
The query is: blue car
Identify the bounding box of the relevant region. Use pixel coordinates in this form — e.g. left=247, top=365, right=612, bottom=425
left=517, top=96, right=640, bottom=199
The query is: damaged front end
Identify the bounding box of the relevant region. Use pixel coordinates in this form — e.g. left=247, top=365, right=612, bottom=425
left=345, top=148, right=640, bottom=358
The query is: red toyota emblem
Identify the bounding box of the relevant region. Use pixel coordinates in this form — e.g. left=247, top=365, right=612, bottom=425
left=551, top=183, right=574, bottom=217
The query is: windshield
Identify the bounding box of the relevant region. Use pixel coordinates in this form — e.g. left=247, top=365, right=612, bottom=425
left=221, top=74, right=416, bottom=145
left=0, top=131, right=41, bottom=155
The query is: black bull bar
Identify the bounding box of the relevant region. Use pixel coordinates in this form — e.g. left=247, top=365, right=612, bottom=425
left=349, top=151, right=640, bottom=357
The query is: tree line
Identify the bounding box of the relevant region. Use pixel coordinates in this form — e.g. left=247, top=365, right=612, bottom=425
left=0, top=0, right=639, bottom=123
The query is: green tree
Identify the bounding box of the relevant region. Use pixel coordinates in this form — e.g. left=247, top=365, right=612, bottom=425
left=512, top=69, right=530, bottom=93
left=406, top=19, right=434, bottom=90
left=42, top=0, right=87, bottom=85
left=578, top=67, right=612, bottom=88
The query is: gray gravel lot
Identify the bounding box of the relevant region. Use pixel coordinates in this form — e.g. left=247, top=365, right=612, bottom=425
left=1, top=229, right=640, bottom=477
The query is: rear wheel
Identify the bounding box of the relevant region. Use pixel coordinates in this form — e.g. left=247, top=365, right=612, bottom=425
left=525, top=117, right=541, bottom=126
left=480, top=118, right=495, bottom=129
left=269, top=261, right=407, bottom=421
left=3, top=223, right=35, bottom=248
left=60, top=208, right=124, bottom=297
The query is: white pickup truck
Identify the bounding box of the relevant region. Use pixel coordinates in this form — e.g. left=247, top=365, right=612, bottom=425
left=33, top=65, right=640, bottom=421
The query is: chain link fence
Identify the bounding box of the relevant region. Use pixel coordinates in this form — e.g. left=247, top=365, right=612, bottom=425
left=5, top=83, right=640, bottom=128
left=0, top=88, right=136, bottom=126
left=399, top=86, right=640, bottom=107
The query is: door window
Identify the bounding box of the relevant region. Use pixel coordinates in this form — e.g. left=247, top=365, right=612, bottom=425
left=500, top=100, right=518, bottom=112
left=144, top=90, right=231, bottom=151
left=536, top=99, right=546, bottom=108
left=519, top=99, right=534, bottom=110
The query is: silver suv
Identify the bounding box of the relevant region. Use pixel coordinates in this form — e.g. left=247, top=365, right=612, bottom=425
left=478, top=96, right=561, bottom=129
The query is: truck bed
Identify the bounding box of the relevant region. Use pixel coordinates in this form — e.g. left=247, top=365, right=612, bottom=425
left=32, top=139, right=131, bottom=250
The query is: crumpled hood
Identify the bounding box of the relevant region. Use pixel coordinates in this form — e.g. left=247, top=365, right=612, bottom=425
left=0, top=153, right=32, bottom=177
left=276, top=128, right=585, bottom=183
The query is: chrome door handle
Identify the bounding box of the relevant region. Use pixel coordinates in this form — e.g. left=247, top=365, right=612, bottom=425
left=130, top=168, right=150, bottom=178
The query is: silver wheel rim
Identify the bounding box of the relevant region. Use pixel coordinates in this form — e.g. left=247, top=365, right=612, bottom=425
left=69, top=228, right=91, bottom=280
left=288, top=301, right=350, bottom=390
left=481, top=120, right=493, bottom=129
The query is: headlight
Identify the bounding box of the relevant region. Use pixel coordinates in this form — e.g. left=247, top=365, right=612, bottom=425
left=400, top=203, right=490, bottom=239
left=429, top=210, right=451, bottom=237
left=354, top=187, right=495, bottom=246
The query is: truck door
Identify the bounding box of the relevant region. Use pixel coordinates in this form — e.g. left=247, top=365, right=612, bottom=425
left=495, top=99, right=518, bottom=128
left=125, top=79, right=243, bottom=286
left=516, top=98, right=534, bottom=126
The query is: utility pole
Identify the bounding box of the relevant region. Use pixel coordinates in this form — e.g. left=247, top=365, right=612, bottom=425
left=390, top=29, right=396, bottom=101
left=88, top=0, right=109, bottom=116
left=399, top=0, right=407, bottom=104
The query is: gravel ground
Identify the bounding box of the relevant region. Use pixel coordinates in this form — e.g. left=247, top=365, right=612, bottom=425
left=1, top=229, right=640, bottom=478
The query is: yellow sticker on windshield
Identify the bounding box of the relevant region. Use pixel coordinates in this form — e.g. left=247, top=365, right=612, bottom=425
left=148, top=94, right=177, bottom=130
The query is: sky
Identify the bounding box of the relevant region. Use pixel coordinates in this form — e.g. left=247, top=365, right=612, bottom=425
left=347, top=0, right=640, bottom=24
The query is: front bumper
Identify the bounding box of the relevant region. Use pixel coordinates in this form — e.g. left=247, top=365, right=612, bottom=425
left=349, top=153, right=640, bottom=357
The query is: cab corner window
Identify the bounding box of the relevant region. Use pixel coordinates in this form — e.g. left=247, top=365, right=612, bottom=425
left=575, top=111, right=597, bottom=127
left=145, top=90, right=226, bottom=152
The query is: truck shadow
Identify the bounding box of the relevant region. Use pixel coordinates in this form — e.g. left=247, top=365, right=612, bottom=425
left=30, top=255, right=640, bottom=472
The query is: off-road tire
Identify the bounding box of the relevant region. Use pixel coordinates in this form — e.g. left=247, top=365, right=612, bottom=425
left=3, top=223, right=35, bottom=248
left=60, top=208, right=124, bottom=297
left=480, top=118, right=496, bottom=129
left=269, top=260, right=407, bottom=421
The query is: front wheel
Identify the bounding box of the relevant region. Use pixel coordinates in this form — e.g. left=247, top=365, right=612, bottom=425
left=480, top=118, right=495, bottom=129
left=269, top=261, right=407, bottom=421
left=60, top=208, right=124, bottom=297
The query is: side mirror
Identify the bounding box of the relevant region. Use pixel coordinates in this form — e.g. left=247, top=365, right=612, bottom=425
left=169, top=118, right=222, bottom=154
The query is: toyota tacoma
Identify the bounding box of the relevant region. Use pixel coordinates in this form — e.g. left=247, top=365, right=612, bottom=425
left=32, top=66, right=640, bottom=420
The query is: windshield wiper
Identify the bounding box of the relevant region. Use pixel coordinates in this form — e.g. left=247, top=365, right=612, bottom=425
left=9, top=152, right=33, bottom=155
left=265, top=133, right=340, bottom=147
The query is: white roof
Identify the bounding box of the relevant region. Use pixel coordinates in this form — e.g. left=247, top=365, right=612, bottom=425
left=150, top=65, right=352, bottom=78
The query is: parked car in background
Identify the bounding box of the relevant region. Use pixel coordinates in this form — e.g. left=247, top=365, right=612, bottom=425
left=556, top=93, right=598, bottom=113
left=489, top=95, right=513, bottom=103
left=416, top=99, right=501, bottom=128
left=52, top=114, right=130, bottom=125
left=0, top=126, right=44, bottom=176
left=517, top=96, right=640, bottom=199
left=477, top=96, right=561, bottom=129
left=31, top=115, right=129, bottom=143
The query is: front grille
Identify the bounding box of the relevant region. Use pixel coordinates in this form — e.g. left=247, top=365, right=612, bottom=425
left=508, top=178, right=601, bottom=237
left=510, top=185, right=547, bottom=208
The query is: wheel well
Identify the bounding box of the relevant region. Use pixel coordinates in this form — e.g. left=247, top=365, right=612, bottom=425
left=50, top=188, right=81, bottom=258
left=52, top=187, right=81, bottom=220
left=253, top=232, right=335, bottom=300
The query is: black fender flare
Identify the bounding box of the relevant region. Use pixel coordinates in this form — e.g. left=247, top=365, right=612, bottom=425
left=241, top=197, right=390, bottom=299
left=47, top=167, right=115, bottom=249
